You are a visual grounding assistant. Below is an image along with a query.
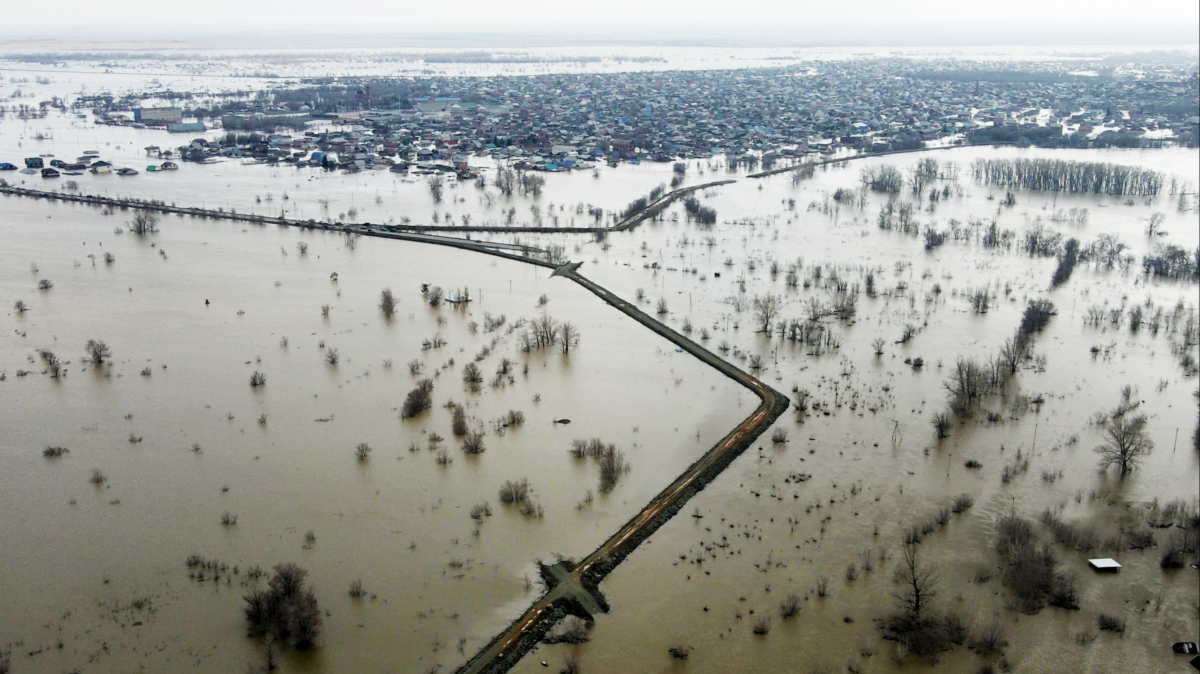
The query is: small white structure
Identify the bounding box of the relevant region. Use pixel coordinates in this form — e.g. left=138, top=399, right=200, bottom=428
left=1088, top=558, right=1122, bottom=572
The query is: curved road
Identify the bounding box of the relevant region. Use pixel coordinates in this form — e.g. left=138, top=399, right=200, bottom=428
left=453, top=269, right=789, bottom=674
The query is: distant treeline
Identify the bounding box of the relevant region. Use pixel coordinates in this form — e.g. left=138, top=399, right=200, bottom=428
left=966, top=124, right=1172, bottom=149
left=416, top=52, right=665, bottom=64
left=967, top=125, right=1087, bottom=148
left=972, top=158, right=1164, bottom=196
left=221, top=115, right=309, bottom=132
left=907, top=69, right=1106, bottom=83
left=1, top=51, right=204, bottom=63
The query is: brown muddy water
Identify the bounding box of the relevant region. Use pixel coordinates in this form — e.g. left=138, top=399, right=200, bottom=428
left=0, top=196, right=750, bottom=673
left=2, top=102, right=1199, bottom=674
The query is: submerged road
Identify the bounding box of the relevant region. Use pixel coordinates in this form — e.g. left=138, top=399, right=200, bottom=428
left=452, top=268, right=788, bottom=674
left=0, top=179, right=734, bottom=235
left=2, top=182, right=788, bottom=674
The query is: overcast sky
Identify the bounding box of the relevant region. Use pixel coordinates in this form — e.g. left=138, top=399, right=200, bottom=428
left=3, top=1, right=1198, bottom=50
left=6, top=0, right=1198, bottom=26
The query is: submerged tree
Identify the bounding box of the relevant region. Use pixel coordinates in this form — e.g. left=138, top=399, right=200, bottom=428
left=559, top=321, right=580, bottom=354
left=379, top=288, right=397, bottom=318
left=753, top=294, right=782, bottom=334
left=243, top=563, right=322, bottom=649
left=129, top=211, right=159, bottom=235
left=877, top=541, right=968, bottom=656
left=401, top=379, right=434, bottom=419
left=85, top=339, right=111, bottom=365
left=1095, top=413, right=1154, bottom=473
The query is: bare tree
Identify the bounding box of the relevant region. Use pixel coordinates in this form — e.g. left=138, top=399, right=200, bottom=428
left=428, top=176, right=444, bottom=203
left=129, top=211, right=159, bottom=235
left=39, top=350, right=62, bottom=378
left=379, top=288, right=397, bottom=317
left=529, top=314, right=560, bottom=349
left=427, top=286, right=444, bottom=307
left=1095, top=413, right=1154, bottom=473
left=559, top=321, right=580, bottom=354
left=463, top=362, right=483, bottom=384
left=494, top=167, right=516, bottom=197
left=998, top=337, right=1022, bottom=375
left=753, top=294, right=781, bottom=333
left=893, top=542, right=938, bottom=625
left=85, top=339, right=111, bottom=365
left=1145, top=212, right=1166, bottom=237
left=932, top=412, right=951, bottom=439
left=520, top=173, right=546, bottom=196
left=872, top=337, right=885, bottom=356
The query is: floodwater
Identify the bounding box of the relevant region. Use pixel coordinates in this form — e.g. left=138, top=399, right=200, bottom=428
left=2, top=76, right=1199, bottom=674
left=0, top=194, right=751, bottom=673
left=507, top=148, right=1200, bottom=673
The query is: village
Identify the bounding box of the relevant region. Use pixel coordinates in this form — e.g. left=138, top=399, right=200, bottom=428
left=22, top=55, right=1188, bottom=178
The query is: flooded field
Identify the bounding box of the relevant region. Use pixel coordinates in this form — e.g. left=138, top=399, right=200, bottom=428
left=2, top=72, right=1198, bottom=674
left=0, top=194, right=752, bottom=672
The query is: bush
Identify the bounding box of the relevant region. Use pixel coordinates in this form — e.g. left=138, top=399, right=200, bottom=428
left=463, top=362, right=483, bottom=384
left=499, top=478, right=530, bottom=504
left=780, top=592, right=802, bottom=619
left=451, top=404, right=468, bottom=436
left=1051, top=238, right=1080, bottom=287
left=751, top=618, right=770, bottom=635
left=379, top=288, right=397, bottom=317
left=598, top=446, right=629, bottom=493
left=1097, top=614, right=1125, bottom=633
left=1018, top=300, right=1056, bottom=339
left=1040, top=510, right=1097, bottom=551
left=469, top=503, right=492, bottom=520
left=951, top=494, right=975, bottom=513
left=1161, top=546, right=1186, bottom=569
left=968, top=624, right=1008, bottom=656
left=668, top=645, right=692, bottom=660
left=496, top=409, right=524, bottom=429
left=933, top=412, right=951, bottom=439
left=996, top=513, right=1079, bottom=613
left=462, top=431, right=485, bottom=454
left=400, top=379, right=434, bottom=419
